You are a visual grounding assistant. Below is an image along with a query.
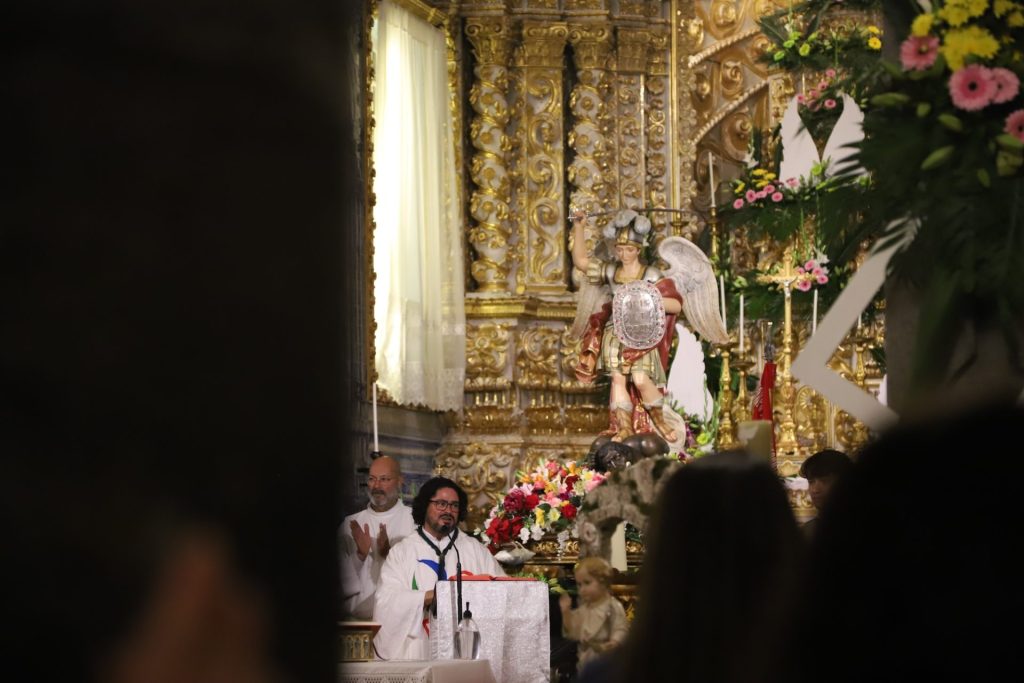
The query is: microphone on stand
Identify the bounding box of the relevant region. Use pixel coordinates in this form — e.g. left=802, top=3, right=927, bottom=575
left=449, top=528, right=464, bottom=622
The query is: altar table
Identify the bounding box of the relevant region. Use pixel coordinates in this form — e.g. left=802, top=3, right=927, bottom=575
left=338, top=659, right=496, bottom=683
left=429, top=579, right=550, bottom=683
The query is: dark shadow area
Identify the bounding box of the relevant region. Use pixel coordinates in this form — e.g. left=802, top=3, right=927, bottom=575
left=3, top=1, right=358, bottom=680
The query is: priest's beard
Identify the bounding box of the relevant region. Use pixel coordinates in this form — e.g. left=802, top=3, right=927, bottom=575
left=427, top=517, right=455, bottom=538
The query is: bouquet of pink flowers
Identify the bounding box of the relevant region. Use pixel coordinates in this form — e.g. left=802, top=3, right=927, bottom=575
left=478, top=460, right=606, bottom=554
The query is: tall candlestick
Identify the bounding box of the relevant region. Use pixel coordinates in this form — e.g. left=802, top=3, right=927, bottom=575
left=372, top=382, right=379, bottom=452
left=720, top=275, right=727, bottom=330
left=707, top=151, right=715, bottom=205
left=739, top=294, right=745, bottom=355
left=812, top=289, right=818, bottom=335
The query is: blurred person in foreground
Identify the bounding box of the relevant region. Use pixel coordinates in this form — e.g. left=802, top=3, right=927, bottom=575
left=580, top=449, right=803, bottom=683
left=790, top=403, right=1024, bottom=683
left=340, top=455, right=415, bottom=619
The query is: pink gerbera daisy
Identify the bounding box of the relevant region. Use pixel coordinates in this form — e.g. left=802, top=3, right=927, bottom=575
left=900, top=35, right=939, bottom=72
left=1006, top=110, right=1024, bottom=142
left=825, top=68, right=837, bottom=79
left=771, top=191, right=784, bottom=202
left=764, top=184, right=776, bottom=194
left=796, top=279, right=813, bottom=292
left=745, top=189, right=758, bottom=202
left=816, top=274, right=829, bottom=285
left=824, top=98, right=837, bottom=109
left=796, top=93, right=806, bottom=104
left=949, top=64, right=995, bottom=111
left=756, top=190, right=768, bottom=199
left=804, top=260, right=816, bottom=270
left=990, top=68, right=1020, bottom=104
left=786, top=177, right=799, bottom=187
left=733, top=198, right=745, bottom=209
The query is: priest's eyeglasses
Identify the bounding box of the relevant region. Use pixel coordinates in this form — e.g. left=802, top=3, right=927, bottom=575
left=368, top=475, right=394, bottom=485
left=429, top=499, right=460, bottom=511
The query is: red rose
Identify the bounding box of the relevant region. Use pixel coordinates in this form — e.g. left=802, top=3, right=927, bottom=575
left=562, top=503, right=577, bottom=519
left=503, top=488, right=526, bottom=514
left=525, top=493, right=540, bottom=508
left=510, top=519, right=524, bottom=538
left=564, top=474, right=579, bottom=490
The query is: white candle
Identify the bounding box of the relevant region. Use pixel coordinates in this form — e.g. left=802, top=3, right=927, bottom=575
left=372, top=382, right=380, bottom=452
left=707, top=151, right=715, bottom=205
left=739, top=294, right=745, bottom=354
left=719, top=275, right=727, bottom=330
left=858, top=314, right=863, bottom=330
left=812, top=289, right=818, bottom=335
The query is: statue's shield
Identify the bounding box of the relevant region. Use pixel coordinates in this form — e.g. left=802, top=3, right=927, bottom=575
left=612, top=280, right=666, bottom=349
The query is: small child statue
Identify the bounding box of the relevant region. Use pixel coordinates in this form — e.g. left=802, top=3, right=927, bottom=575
left=559, top=556, right=629, bottom=670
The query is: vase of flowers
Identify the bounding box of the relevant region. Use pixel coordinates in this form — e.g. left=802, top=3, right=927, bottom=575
left=478, top=460, right=607, bottom=555
left=834, top=1, right=1024, bottom=406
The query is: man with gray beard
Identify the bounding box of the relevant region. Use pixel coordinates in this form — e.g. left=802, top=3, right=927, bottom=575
left=340, top=456, right=414, bottom=619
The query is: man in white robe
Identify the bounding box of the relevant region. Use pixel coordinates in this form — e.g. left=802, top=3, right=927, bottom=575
left=340, top=455, right=415, bottom=619
left=373, top=476, right=505, bottom=660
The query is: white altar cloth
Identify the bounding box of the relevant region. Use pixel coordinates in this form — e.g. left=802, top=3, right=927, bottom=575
left=429, top=579, right=550, bottom=683
left=338, top=659, right=496, bottom=683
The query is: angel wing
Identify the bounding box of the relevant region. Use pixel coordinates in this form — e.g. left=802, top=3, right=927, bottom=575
left=658, top=236, right=728, bottom=344
left=778, top=95, right=820, bottom=183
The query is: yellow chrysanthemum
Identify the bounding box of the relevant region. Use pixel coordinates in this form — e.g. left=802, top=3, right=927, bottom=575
left=868, top=36, right=882, bottom=50
left=764, top=172, right=777, bottom=180
left=994, top=0, right=1018, bottom=17
left=965, top=0, right=989, bottom=16
left=1010, top=10, right=1024, bottom=25
left=752, top=169, right=767, bottom=176
left=534, top=507, right=546, bottom=526
left=911, top=13, right=935, bottom=37
left=865, top=25, right=882, bottom=35
left=939, top=4, right=971, bottom=25
left=942, top=25, right=1001, bottom=70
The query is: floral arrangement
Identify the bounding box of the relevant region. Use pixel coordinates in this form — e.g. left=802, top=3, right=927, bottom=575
left=823, top=0, right=1024, bottom=390
left=759, top=3, right=883, bottom=72
left=478, top=460, right=606, bottom=553
left=795, top=256, right=831, bottom=291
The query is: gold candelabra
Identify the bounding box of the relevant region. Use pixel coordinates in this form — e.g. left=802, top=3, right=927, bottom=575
left=848, top=322, right=873, bottom=451
left=756, top=250, right=801, bottom=476
left=715, top=338, right=739, bottom=450
left=708, top=205, right=721, bottom=270
left=732, top=356, right=754, bottom=427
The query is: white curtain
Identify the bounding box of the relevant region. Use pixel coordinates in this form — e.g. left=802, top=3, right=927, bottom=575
left=372, top=0, right=466, bottom=410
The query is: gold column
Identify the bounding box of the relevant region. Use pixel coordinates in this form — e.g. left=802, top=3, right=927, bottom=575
left=614, top=27, right=651, bottom=211
left=465, top=18, right=514, bottom=293
left=566, top=23, right=612, bottom=234
left=645, top=28, right=671, bottom=236
left=513, top=22, right=569, bottom=295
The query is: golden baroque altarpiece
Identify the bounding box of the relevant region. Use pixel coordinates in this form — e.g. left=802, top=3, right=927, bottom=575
left=363, top=0, right=883, bottom=536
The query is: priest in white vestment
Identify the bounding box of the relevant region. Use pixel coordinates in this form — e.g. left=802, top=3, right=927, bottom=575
left=340, top=456, right=415, bottom=619
left=373, top=476, right=505, bottom=660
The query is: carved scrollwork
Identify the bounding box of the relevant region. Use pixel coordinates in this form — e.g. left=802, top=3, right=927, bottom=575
left=436, top=442, right=519, bottom=528
left=516, top=23, right=569, bottom=294
left=466, top=322, right=511, bottom=390
left=466, top=19, right=513, bottom=293
left=516, top=327, right=561, bottom=390
left=722, top=110, right=754, bottom=161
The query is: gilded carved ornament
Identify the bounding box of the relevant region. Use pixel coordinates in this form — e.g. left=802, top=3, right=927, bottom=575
left=465, top=322, right=511, bottom=389
left=515, top=326, right=561, bottom=391
left=436, top=442, right=519, bottom=525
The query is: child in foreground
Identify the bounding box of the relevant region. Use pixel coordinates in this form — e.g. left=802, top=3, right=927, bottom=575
left=559, top=556, right=629, bottom=671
